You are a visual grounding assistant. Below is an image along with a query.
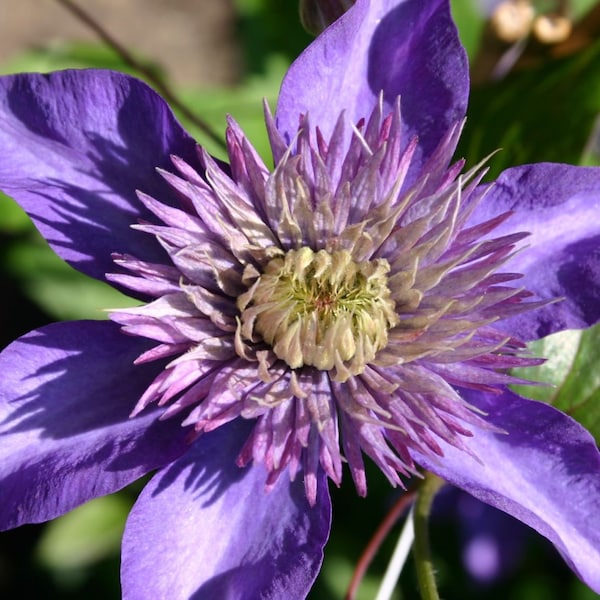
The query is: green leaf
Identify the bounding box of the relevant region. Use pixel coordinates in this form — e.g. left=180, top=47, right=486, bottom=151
left=459, top=36, right=600, bottom=177
left=512, top=322, right=600, bottom=444
left=0, top=191, right=32, bottom=233
left=571, top=0, right=600, bottom=19
left=316, top=553, right=400, bottom=600
left=551, top=324, right=600, bottom=441
left=4, top=234, right=137, bottom=321
left=511, top=329, right=583, bottom=402
left=36, top=494, right=130, bottom=570
left=177, top=54, right=288, bottom=162
left=234, top=0, right=312, bottom=74
left=450, top=0, right=486, bottom=60
left=0, top=40, right=157, bottom=78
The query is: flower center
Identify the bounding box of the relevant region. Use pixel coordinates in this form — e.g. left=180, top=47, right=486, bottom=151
left=237, top=247, right=398, bottom=381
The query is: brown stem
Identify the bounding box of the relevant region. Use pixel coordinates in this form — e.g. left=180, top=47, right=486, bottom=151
left=54, top=0, right=226, bottom=150
left=345, top=489, right=417, bottom=600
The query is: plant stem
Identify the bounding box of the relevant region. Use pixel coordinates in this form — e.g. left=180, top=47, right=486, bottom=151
left=54, top=0, right=227, bottom=150
left=412, top=472, right=444, bottom=600
left=345, top=490, right=416, bottom=600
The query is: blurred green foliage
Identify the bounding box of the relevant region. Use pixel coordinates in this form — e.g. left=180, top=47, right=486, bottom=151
left=36, top=495, right=129, bottom=571
left=458, top=38, right=600, bottom=178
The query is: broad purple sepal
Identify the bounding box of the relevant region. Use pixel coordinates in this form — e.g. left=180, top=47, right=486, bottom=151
left=0, top=0, right=599, bottom=596
left=471, top=163, right=600, bottom=339
left=415, top=389, right=600, bottom=593
left=0, top=70, right=201, bottom=288
left=121, top=420, right=331, bottom=600
left=0, top=320, right=189, bottom=529
left=276, top=0, right=469, bottom=170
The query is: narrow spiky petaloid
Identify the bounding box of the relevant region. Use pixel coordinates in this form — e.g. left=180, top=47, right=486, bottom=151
left=109, top=99, right=544, bottom=504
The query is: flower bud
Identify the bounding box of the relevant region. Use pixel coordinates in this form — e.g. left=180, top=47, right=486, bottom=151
left=490, top=0, right=535, bottom=43
left=532, top=13, right=572, bottom=44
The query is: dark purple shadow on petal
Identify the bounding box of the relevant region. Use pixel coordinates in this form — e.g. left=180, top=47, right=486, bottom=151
left=469, top=163, right=600, bottom=339
left=466, top=390, right=600, bottom=529
left=189, top=482, right=329, bottom=600
left=149, top=420, right=255, bottom=506
left=367, top=0, right=468, bottom=163
left=1, top=322, right=158, bottom=436
left=557, top=234, right=600, bottom=328
left=122, top=420, right=331, bottom=600
left=0, top=320, right=190, bottom=529
left=0, top=71, right=203, bottom=294
left=276, top=0, right=468, bottom=173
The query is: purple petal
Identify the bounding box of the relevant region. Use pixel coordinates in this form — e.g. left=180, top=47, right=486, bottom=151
left=276, top=0, right=468, bottom=167
left=0, top=70, right=201, bottom=285
left=0, top=320, right=189, bottom=529
left=415, top=389, right=600, bottom=593
left=474, top=163, right=600, bottom=339
left=121, top=420, right=331, bottom=600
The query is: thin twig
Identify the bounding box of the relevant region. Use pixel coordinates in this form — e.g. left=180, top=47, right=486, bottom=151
left=345, top=490, right=417, bottom=600
left=54, top=0, right=227, bottom=150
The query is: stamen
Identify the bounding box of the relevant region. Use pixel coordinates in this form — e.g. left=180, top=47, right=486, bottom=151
left=237, top=247, right=398, bottom=381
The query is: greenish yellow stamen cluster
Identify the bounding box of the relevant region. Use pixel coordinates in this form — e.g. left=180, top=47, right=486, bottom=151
left=237, top=247, right=398, bottom=381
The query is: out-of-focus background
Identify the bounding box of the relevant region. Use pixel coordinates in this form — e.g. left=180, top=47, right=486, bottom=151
left=1, top=1, right=600, bottom=599
left=0, top=0, right=241, bottom=86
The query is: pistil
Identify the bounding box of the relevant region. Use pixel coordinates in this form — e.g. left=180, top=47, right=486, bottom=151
left=237, top=247, right=398, bottom=381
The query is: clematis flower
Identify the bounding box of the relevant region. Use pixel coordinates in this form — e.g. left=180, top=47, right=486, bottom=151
left=1, top=0, right=600, bottom=597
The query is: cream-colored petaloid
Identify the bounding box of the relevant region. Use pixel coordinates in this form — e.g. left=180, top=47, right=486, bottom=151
left=237, top=247, right=398, bottom=381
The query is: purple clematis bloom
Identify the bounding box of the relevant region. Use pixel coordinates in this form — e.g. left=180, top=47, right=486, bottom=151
left=1, top=0, right=600, bottom=597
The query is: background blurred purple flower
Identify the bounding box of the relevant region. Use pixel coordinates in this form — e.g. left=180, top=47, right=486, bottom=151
left=433, top=485, right=529, bottom=584
left=1, top=0, right=600, bottom=598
